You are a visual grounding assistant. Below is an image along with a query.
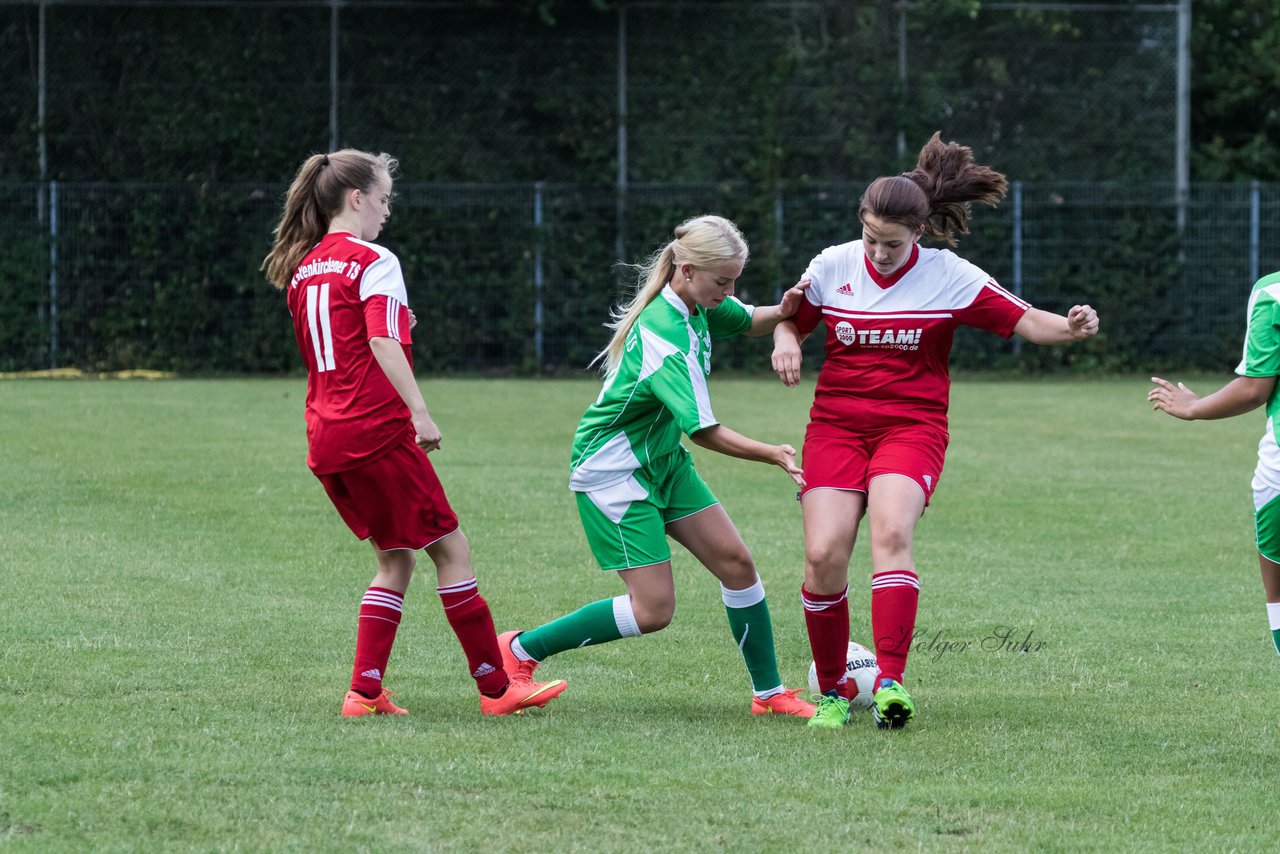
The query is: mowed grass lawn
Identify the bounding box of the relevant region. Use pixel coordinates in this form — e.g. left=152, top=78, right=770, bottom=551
left=1, top=376, right=1276, bottom=851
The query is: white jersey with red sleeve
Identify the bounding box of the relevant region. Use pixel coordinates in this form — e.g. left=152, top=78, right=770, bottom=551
left=792, top=240, right=1029, bottom=433
left=286, top=231, right=414, bottom=475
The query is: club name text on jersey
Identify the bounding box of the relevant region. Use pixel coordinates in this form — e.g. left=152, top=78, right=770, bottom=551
left=290, top=258, right=363, bottom=289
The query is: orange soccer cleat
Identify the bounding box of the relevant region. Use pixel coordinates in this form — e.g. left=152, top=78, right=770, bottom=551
left=342, top=688, right=409, bottom=717
left=751, top=687, right=816, bottom=718
left=479, top=676, right=567, bottom=716
left=496, top=629, right=540, bottom=681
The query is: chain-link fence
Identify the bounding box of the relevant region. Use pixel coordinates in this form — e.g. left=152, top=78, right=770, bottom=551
left=4, top=178, right=1273, bottom=374
left=4, top=0, right=1240, bottom=376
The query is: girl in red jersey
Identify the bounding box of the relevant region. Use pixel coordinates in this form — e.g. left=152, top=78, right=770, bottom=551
left=772, top=134, right=1099, bottom=730
left=262, top=150, right=565, bottom=717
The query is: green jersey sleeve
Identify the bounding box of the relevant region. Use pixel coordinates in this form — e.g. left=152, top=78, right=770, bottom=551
left=1237, top=281, right=1280, bottom=377
left=706, top=296, right=754, bottom=340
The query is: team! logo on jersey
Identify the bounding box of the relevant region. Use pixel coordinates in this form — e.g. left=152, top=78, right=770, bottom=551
left=833, top=321, right=922, bottom=350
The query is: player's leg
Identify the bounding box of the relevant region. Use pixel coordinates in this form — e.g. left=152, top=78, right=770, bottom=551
left=506, top=477, right=667, bottom=669
left=864, top=474, right=925, bottom=729
left=316, top=465, right=413, bottom=716
left=425, top=530, right=566, bottom=715
left=1261, top=555, right=1280, bottom=657
left=343, top=544, right=415, bottom=716
left=666, top=502, right=813, bottom=718
left=862, top=424, right=943, bottom=729
left=800, top=488, right=864, bottom=728
left=1252, top=487, right=1280, bottom=656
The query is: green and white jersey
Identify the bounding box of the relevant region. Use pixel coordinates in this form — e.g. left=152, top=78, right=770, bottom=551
left=1236, top=271, right=1280, bottom=502
left=569, top=286, right=754, bottom=492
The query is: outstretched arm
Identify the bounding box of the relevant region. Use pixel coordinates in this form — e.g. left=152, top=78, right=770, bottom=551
left=746, top=279, right=811, bottom=336
left=689, top=424, right=805, bottom=487
left=369, top=336, right=442, bottom=452
left=1013, top=305, right=1099, bottom=344
left=1148, top=375, right=1276, bottom=421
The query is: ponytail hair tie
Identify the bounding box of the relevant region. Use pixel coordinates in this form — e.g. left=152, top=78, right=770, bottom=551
left=321, top=153, right=330, bottom=166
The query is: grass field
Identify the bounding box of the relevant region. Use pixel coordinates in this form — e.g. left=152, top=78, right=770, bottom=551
left=1, top=375, right=1276, bottom=851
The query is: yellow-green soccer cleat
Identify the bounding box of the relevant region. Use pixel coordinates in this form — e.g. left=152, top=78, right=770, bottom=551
left=807, top=692, right=851, bottom=729
left=871, top=678, right=915, bottom=730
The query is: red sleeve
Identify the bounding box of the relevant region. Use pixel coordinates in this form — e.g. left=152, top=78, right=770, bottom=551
left=363, top=294, right=412, bottom=344
left=955, top=282, right=1029, bottom=340
left=793, top=297, right=823, bottom=336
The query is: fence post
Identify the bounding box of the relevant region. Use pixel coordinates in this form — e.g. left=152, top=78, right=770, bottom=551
left=329, top=0, right=340, bottom=150
left=49, top=180, right=59, bottom=370
left=774, top=180, right=784, bottom=300
left=1250, top=181, right=1261, bottom=286
left=534, top=181, right=545, bottom=371
left=1012, top=179, right=1022, bottom=359
left=615, top=4, right=628, bottom=265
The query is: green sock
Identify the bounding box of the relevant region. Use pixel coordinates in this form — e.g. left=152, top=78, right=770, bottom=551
left=722, top=580, right=782, bottom=694
left=1271, top=628, right=1280, bottom=657
left=517, top=596, right=640, bottom=661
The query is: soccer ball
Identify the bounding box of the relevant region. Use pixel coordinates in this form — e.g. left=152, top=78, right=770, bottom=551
left=807, top=641, right=878, bottom=709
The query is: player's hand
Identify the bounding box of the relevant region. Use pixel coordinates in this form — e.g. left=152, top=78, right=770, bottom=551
left=776, top=279, right=812, bottom=319
left=1067, top=304, right=1099, bottom=339
left=773, top=443, right=805, bottom=487
left=413, top=411, right=442, bottom=452
left=407, top=309, right=418, bottom=330
left=1147, top=376, right=1198, bottom=420
left=772, top=340, right=803, bottom=387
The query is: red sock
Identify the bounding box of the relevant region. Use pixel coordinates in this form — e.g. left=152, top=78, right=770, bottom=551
left=802, top=584, right=851, bottom=698
left=351, top=586, right=404, bottom=697
left=438, top=578, right=509, bottom=696
left=870, top=570, right=919, bottom=685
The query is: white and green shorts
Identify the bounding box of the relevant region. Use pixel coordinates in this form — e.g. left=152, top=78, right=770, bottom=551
left=574, top=446, right=718, bottom=571
left=1252, top=422, right=1280, bottom=561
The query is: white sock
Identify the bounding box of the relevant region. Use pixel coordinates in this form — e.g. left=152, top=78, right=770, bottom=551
left=753, top=685, right=785, bottom=701
left=613, top=595, right=642, bottom=638
left=510, top=635, right=536, bottom=663
left=1267, top=602, right=1280, bottom=631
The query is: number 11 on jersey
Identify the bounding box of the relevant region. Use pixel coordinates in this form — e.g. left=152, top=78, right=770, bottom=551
left=306, top=283, right=336, bottom=372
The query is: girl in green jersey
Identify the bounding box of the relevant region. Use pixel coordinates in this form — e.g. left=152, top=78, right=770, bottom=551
left=1150, top=270, right=1280, bottom=658
left=499, top=215, right=817, bottom=717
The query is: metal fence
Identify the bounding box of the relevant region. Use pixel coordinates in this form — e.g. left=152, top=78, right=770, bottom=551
left=2, top=179, right=1275, bottom=375
left=1, top=0, right=1240, bottom=375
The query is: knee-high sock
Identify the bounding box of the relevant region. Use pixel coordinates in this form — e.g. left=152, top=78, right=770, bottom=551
left=438, top=578, right=508, bottom=696
left=722, top=579, right=783, bottom=698
left=802, top=584, right=850, bottom=698
left=870, top=570, right=919, bottom=685
left=514, top=596, right=641, bottom=662
left=351, top=586, right=403, bottom=697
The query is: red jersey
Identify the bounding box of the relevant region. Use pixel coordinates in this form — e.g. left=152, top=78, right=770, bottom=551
left=793, top=241, right=1029, bottom=433
left=286, top=231, right=413, bottom=475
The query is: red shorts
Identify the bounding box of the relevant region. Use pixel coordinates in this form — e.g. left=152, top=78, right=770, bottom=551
left=801, top=422, right=948, bottom=505
left=316, top=436, right=459, bottom=550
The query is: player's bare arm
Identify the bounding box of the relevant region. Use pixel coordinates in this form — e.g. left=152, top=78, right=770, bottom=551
left=746, top=279, right=811, bottom=336
left=1012, top=304, right=1099, bottom=344
left=1148, top=375, right=1277, bottom=421
left=369, top=336, right=442, bottom=451
left=690, top=424, right=805, bottom=487
left=771, top=320, right=805, bottom=388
